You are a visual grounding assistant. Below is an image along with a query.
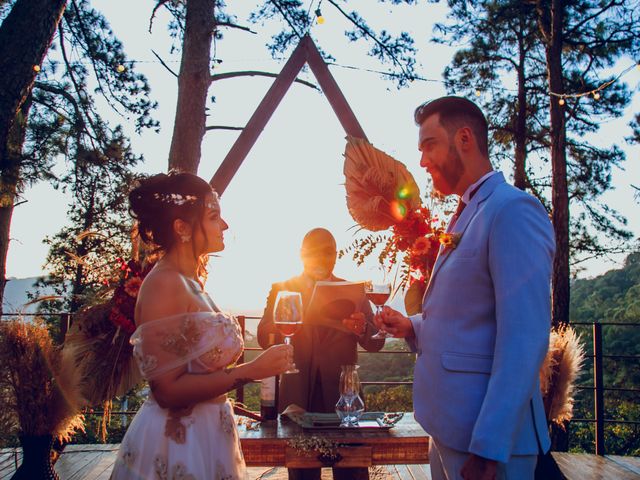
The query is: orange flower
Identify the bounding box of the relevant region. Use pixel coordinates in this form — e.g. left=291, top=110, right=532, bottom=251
left=411, top=236, right=431, bottom=255
left=439, top=232, right=461, bottom=249
left=123, top=276, right=143, bottom=298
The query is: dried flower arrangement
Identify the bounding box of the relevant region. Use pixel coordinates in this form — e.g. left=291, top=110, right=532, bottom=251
left=63, top=256, right=151, bottom=439
left=540, top=325, right=586, bottom=427
left=287, top=435, right=341, bottom=462
left=0, top=319, right=85, bottom=441
left=341, top=136, right=454, bottom=314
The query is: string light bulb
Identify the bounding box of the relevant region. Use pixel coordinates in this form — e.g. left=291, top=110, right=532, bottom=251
left=475, top=89, right=481, bottom=97
left=116, top=64, right=126, bottom=73
left=33, top=65, right=41, bottom=73
left=315, top=7, right=325, bottom=24
left=559, top=98, right=565, bottom=106
left=593, top=91, right=601, bottom=100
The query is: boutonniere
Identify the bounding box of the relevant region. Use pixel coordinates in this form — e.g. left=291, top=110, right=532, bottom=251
left=439, top=232, right=462, bottom=250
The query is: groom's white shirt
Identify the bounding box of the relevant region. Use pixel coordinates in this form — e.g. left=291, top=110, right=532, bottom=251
left=409, top=171, right=554, bottom=463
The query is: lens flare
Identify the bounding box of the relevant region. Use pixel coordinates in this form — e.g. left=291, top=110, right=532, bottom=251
left=397, top=186, right=412, bottom=200
left=390, top=201, right=407, bottom=221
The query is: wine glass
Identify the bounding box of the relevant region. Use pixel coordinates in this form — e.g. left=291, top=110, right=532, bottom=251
left=366, top=282, right=393, bottom=339
left=274, top=291, right=303, bottom=374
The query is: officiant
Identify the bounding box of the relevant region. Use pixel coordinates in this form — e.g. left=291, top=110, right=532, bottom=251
left=258, top=227, right=384, bottom=480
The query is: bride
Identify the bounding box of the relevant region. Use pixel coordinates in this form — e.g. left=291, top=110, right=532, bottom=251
left=110, top=172, right=292, bottom=480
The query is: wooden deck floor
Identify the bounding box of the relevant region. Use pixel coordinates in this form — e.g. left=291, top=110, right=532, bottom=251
left=2, top=445, right=639, bottom=479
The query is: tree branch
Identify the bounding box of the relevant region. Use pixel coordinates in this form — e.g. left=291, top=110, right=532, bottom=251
left=215, top=21, right=256, bottom=34
left=149, top=0, right=171, bottom=33
left=205, top=125, right=243, bottom=131
left=325, top=0, right=408, bottom=76
left=269, top=0, right=303, bottom=39
left=566, top=0, right=622, bottom=38
left=151, top=49, right=178, bottom=78
left=211, top=71, right=318, bottom=90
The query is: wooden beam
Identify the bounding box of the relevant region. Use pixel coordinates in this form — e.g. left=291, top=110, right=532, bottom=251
left=210, top=37, right=308, bottom=195
left=210, top=35, right=368, bottom=195
left=303, top=36, right=367, bottom=140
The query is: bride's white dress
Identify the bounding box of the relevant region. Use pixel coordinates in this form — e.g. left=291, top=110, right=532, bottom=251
left=110, top=311, right=246, bottom=480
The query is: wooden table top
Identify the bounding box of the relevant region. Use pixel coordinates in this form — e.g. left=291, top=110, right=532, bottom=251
left=238, top=413, right=430, bottom=468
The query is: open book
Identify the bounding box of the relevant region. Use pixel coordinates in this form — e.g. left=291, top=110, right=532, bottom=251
left=305, top=280, right=367, bottom=333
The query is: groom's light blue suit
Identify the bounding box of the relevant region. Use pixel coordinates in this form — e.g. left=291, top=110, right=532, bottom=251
left=409, top=172, right=554, bottom=464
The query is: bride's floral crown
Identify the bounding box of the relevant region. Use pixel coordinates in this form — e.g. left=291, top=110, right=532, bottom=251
left=153, top=192, right=218, bottom=209
left=153, top=192, right=198, bottom=206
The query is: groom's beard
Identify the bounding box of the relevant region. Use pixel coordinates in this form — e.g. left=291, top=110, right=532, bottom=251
left=432, top=145, right=464, bottom=196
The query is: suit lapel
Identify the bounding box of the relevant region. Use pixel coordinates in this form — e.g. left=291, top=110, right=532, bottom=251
left=422, top=172, right=506, bottom=303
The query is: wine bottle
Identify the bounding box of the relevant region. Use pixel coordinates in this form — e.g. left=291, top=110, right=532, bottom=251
left=260, top=334, right=279, bottom=420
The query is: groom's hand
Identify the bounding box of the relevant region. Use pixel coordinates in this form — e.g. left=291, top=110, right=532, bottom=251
left=461, top=454, right=497, bottom=480
left=375, top=306, right=414, bottom=339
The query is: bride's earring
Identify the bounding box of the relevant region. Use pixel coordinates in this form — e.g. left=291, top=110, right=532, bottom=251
left=180, top=234, right=191, bottom=243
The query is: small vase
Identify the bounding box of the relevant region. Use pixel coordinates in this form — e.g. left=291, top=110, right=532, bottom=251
left=11, top=434, right=59, bottom=480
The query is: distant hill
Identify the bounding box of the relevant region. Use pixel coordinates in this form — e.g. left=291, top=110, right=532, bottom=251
left=570, top=251, right=640, bottom=324
left=2, top=276, right=47, bottom=314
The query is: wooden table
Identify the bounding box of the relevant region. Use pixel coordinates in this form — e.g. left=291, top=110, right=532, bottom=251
left=238, top=413, right=429, bottom=469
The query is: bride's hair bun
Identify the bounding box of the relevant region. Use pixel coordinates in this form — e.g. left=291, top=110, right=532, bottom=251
left=128, top=172, right=215, bottom=251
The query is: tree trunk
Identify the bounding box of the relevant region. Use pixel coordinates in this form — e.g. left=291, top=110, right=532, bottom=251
left=167, top=0, right=215, bottom=174
left=513, top=12, right=528, bottom=191
left=0, top=0, right=67, bottom=158
left=538, top=0, right=570, bottom=452
left=547, top=0, right=570, bottom=328
left=537, top=0, right=570, bottom=328
left=0, top=98, right=32, bottom=314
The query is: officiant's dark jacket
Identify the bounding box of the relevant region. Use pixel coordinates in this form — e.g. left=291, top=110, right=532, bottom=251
left=258, top=273, right=385, bottom=413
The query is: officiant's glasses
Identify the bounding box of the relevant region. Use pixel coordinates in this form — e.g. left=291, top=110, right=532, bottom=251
left=274, top=291, right=303, bottom=374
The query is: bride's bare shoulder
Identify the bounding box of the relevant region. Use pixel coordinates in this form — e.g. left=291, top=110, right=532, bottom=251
left=136, top=269, right=190, bottom=324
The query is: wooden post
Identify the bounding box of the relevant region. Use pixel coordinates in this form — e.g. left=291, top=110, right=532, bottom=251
left=210, top=39, right=308, bottom=195
left=303, top=36, right=367, bottom=140
left=210, top=35, right=368, bottom=195
left=593, top=322, right=605, bottom=455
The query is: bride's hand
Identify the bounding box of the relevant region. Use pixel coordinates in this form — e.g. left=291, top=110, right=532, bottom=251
left=250, top=344, right=293, bottom=379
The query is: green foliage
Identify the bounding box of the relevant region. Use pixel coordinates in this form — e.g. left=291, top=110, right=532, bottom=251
left=365, top=385, right=412, bottom=412
left=246, top=0, right=418, bottom=88
left=21, top=0, right=159, bottom=317
left=568, top=249, right=640, bottom=454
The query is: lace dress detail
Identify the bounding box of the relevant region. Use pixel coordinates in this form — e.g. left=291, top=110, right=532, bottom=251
left=110, top=312, right=245, bottom=480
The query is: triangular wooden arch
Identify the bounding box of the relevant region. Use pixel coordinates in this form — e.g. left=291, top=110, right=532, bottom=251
left=210, top=35, right=367, bottom=195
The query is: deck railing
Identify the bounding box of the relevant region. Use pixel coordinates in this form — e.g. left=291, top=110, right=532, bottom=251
left=2, top=312, right=638, bottom=455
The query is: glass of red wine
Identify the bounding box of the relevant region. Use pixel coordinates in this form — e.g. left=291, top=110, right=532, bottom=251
left=274, top=291, right=303, bottom=374
left=366, top=282, right=393, bottom=339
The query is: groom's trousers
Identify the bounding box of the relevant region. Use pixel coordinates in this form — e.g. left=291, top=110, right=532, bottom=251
left=429, top=437, right=537, bottom=480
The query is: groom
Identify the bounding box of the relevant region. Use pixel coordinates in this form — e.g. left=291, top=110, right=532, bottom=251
left=376, top=96, right=555, bottom=480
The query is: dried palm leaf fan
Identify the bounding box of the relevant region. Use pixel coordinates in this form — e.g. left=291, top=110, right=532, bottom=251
left=539, top=325, right=586, bottom=427
left=343, top=136, right=422, bottom=231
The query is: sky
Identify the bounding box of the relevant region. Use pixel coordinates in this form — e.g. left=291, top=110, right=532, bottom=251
left=5, top=1, right=640, bottom=315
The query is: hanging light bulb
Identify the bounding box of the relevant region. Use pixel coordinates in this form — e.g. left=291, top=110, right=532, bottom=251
left=593, top=91, right=601, bottom=100
left=116, top=64, right=126, bottom=73
left=475, top=89, right=481, bottom=97
left=315, top=7, right=325, bottom=24
left=559, top=98, right=565, bottom=106
left=33, top=65, right=41, bottom=73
